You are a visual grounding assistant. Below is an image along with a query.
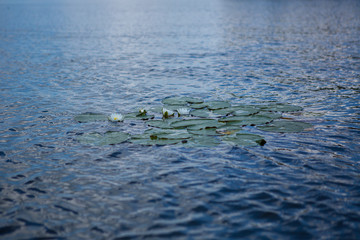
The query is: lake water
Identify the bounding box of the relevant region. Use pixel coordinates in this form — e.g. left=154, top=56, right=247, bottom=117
left=1, top=0, right=360, bottom=239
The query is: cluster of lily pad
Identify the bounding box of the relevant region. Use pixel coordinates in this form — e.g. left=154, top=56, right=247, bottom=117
left=74, top=96, right=312, bottom=147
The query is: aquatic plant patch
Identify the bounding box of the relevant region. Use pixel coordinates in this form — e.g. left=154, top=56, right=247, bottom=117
left=78, top=131, right=129, bottom=146
left=74, top=96, right=312, bottom=147
left=256, top=120, right=313, bottom=133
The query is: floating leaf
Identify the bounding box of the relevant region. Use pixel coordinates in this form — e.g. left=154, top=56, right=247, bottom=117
left=188, top=128, right=223, bottom=136
left=186, top=135, right=221, bottom=147
left=162, top=97, right=188, bottom=105
left=216, top=125, right=243, bottom=135
left=214, top=105, right=259, bottom=116
left=260, top=104, right=303, bottom=112
left=99, top=131, right=130, bottom=145
left=207, top=101, right=231, bottom=110
left=224, top=133, right=266, bottom=146
left=74, top=113, right=108, bottom=123
left=162, top=105, right=186, bottom=111
left=125, top=112, right=155, bottom=120
left=187, top=121, right=225, bottom=130
left=255, top=111, right=282, bottom=119
left=144, top=129, right=192, bottom=140
left=130, top=138, right=185, bottom=146
left=146, top=119, right=177, bottom=129
left=257, top=120, right=312, bottom=133
left=190, top=103, right=208, bottom=109
left=220, top=115, right=273, bottom=126
left=78, top=131, right=129, bottom=146
left=190, top=109, right=222, bottom=118
left=171, top=119, right=224, bottom=129
left=77, top=132, right=102, bottom=144
left=232, top=106, right=260, bottom=116
left=130, top=129, right=190, bottom=145
left=183, top=97, right=204, bottom=104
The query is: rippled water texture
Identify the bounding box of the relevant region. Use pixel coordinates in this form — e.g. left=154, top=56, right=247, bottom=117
left=1, top=0, right=360, bottom=239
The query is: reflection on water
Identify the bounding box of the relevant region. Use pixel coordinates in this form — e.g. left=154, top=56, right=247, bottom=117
left=1, top=0, right=360, bottom=239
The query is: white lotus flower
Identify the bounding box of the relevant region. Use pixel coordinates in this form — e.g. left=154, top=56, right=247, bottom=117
left=162, top=108, right=174, bottom=118
left=177, top=107, right=190, bottom=116
left=139, top=108, right=147, bottom=114
left=108, top=113, right=124, bottom=122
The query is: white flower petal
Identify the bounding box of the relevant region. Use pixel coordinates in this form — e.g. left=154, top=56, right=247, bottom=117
left=177, top=108, right=190, bottom=115
left=109, top=113, right=124, bottom=122
left=162, top=108, right=174, bottom=116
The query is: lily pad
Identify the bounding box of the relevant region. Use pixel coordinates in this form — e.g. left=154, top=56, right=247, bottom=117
left=125, top=112, right=155, bottom=120
left=207, top=101, right=231, bottom=110
left=130, top=138, right=185, bottom=146
left=260, top=104, right=303, bottom=112
left=232, top=106, right=260, bottom=116
left=162, top=97, right=188, bottom=105
left=220, top=115, right=273, bottom=126
left=188, top=128, right=223, bottom=136
left=99, top=131, right=130, bottom=145
left=213, top=105, right=259, bottom=116
left=130, top=129, right=190, bottom=145
left=224, top=133, right=266, bottom=147
left=257, top=120, right=312, bottom=133
left=144, top=129, right=192, bottom=140
left=183, top=97, right=204, bottom=104
left=77, top=132, right=102, bottom=144
left=190, top=103, right=208, bottom=109
left=186, top=135, right=221, bottom=147
left=255, top=111, right=282, bottom=119
left=171, top=119, right=224, bottom=129
left=187, top=121, right=226, bottom=130
left=162, top=105, right=187, bottom=111
left=190, top=109, right=222, bottom=118
left=78, top=131, right=129, bottom=146
left=146, top=119, right=177, bottom=129
left=74, top=113, right=108, bottom=123
left=216, top=125, right=243, bottom=135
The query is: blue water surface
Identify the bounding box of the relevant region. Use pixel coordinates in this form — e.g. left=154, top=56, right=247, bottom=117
left=0, top=0, right=360, bottom=239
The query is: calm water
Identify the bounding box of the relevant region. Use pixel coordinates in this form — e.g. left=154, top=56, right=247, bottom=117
left=1, top=0, right=360, bottom=239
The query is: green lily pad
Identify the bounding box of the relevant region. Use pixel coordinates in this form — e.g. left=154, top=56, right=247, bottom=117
left=144, top=129, right=192, bottom=140
left=188, top=128, right=223, bottom=136
left=162, top=105, right=187, bottom=111
left=260, top=104, right=303, bottom=112
left=162, top=97, right=188, bottom=105
left=183, top=97, right=204, bottom=104
left=190, top=109, right=222, bottom=118
left=220, top=115, right=273, bottom=126
left=224, top=133, right=266, bottom=147
left=207, top=101, right=231, bottom=110
left=190, top=103, right=208, bottom=109
left=213, top=105, right=259, bottom=116
left=171, top=119, right=224, bottom=129
left=257, top=120, right=312, bottom=133
left=255, top=111, right=282, bottom=119
left=130, top=129, right=190, bottom=145
left=232, top=106, right=260, bottom=116
left=99, top=131, right=130, bottom=145
left=216, top=125, right=243, bottom=135
left=77, top=132, right=102, bottom=144
left=146, top=119, right=177, bottom=129
left=125, top=112, right=155, bottom=120
left=74, top=113, right=108, bottom=123
left=187, top=121, right=226, bottom=130
left=130, top=138, right=185, bottom=146
left=162, top=96, right=204, bottom=105
left=78, top=131, right=129, bottom=146
left=186, top=135, right=221, bottom=147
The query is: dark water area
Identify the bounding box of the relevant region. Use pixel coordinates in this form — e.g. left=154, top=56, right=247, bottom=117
left=1, top=0, right=360, bottom=239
